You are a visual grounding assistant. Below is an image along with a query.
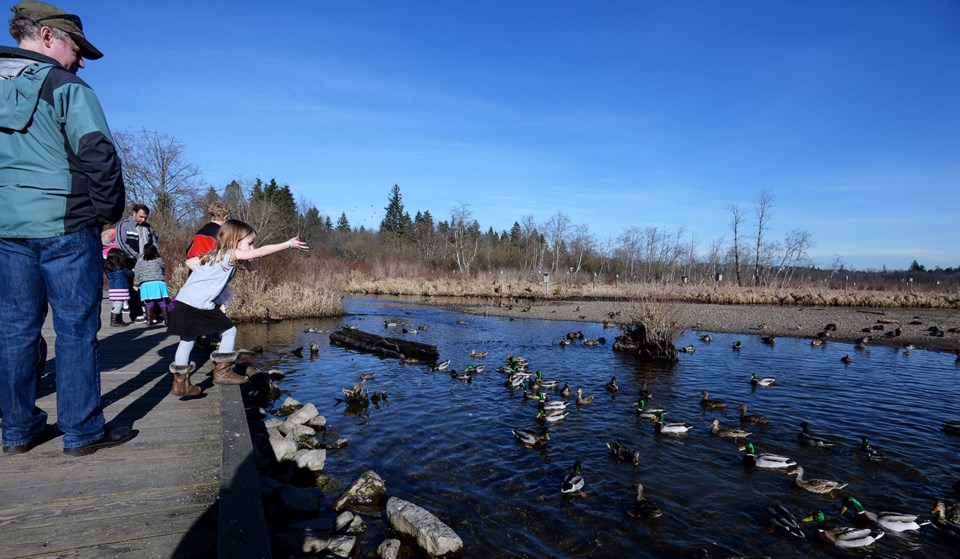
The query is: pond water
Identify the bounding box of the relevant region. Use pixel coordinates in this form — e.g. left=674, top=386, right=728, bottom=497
left=237, top=296, right=960, bottom=558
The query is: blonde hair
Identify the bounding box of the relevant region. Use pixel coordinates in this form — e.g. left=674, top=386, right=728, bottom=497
left=200, top=219, right=256, bottom=268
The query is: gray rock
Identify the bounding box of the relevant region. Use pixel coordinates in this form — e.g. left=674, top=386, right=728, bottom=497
left=306, top=414, right=327, bottom=430
left=326, top=535, right=356, bottom=558
left=287, top=402, right=319, bottom=425
left=334, top=511, right=366, bottom=534
left=263, top=417, right=284, bottom=429
left=268, top=432, right=298, bottom=461
left=279, top=396, right=302, bottom=415
left=377, top=539, right=401, bottom=559
left=386, top=497, right=463, bottom=558
left=280, top=422, right=316, bottom=439
left=293, top=448, right=326, bottom=472
left=333, top=470, right=388, bottom=512
left=324, top=437, right=348, bottom=450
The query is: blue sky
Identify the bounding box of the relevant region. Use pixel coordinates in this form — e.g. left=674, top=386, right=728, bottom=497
left=16, top=1, right=959, bottom=271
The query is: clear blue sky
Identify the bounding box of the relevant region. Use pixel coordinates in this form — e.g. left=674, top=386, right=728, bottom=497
left=15, top=1, right=959, bottom=271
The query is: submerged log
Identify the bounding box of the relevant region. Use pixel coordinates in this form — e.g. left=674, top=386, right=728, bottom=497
left=329, top=328, right=440, bottom=363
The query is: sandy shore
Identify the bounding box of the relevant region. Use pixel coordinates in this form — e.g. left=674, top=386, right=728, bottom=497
left=446, top=299, right=960, bottom=354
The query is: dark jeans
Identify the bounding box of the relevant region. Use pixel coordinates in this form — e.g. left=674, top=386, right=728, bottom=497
left=0, top=227, right=107, bottom=449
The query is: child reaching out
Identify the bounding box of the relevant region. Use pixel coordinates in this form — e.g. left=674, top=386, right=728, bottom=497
left=133, top=243, right=171, bottom=325
left=166, top=219, right=308, bottom=397
left=104, top=249, right=133, bottom=327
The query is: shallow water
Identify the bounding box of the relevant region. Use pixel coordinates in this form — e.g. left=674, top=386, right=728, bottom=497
left=238, top=296, right=960, bottom=558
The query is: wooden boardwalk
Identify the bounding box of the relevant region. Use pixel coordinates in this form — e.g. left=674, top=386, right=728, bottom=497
left=0, top=299, right=268, bottom=559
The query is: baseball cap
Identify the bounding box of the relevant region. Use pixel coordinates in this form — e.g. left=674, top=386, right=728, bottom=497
left=12, top=1, right=103, bottom=60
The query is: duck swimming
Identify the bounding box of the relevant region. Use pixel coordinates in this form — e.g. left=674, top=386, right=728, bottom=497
left=732, top=340, right=742, bottom=350
left=710, top=418, right=751, bottom=440
left=739, top=443, right=796, bottom=469
left=802, top=510, right=884, bottom=548
left=575, top=388, right=593, bottom=405
left=788, top=466, right=847, bottom=496
left=637, top=381, right=654, bottom=402
left=634, top=400, right=666, bottom=420
left=654, top=411, right=693, bottom=436
left=736, top=404, right=769, bottom=424
left=700, top=390, right=726, bottom=410
left=857, top=436, right=883, bottom=461
left=560, top=461, right=585, bottom=495
left=750, top=373, right=775, bottom=387
left=839, top=497, right=929, bottom=532
left=798, top=422, right=836, bottom=447
left=560, top=382, right=571, bottom=398
left=766, top=504, right=805, bottom=539
left=606, top=440, right=640, bottom=466
left=537, top=409, right=568, bottom=423
left=606, top=376, right=619, bottom=393
left=628, top=482, right=662, bottom=518
left=512, top=427, right=549, bottom=448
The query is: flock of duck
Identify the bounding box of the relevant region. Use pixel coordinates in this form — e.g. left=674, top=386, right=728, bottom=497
left=427, top=329, right=960, bottom=556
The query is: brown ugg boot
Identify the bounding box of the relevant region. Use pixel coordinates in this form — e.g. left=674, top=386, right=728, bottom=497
left=169, top=362, right=201, bottom=397
left=110, top=312, right=128, bottom=327
left=211, top=352, right=247, bottom=385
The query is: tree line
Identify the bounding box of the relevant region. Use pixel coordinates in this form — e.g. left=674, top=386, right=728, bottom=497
left=115, top=128, right=954, bottom=289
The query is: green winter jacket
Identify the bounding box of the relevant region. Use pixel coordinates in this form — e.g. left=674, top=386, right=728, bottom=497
left=0, top=46, right=124, bottom=238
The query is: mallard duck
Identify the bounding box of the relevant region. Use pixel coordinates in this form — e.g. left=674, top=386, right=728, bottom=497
left=766, top=503, right=805, bottom=539
left=432, top=359, right=451, bottom=371
left=575, top=388, right=593, bottom=405
left=811, top=338, right=822, bottom=347
left=699, top=334, right=713, bottom=343
left=654, top=411, right=693, bottom=436
left=560, top=382, right=571, bottom=398
left=533, top=370, right=558, bottom=389
left=606, top=376, right=619, bottom=393
left=798, top=422, right=836, bottom=447
left=559, top=338, right=571, bottom=347
left=932, top=499, right=960, bottom=524
left=788, top=466, right=847, bottom=495
left=679, top=344, right=696, bottom=353
left=606, top=440, right=640, bottom=466
left=699, top=390, right=726, bottom=409
left=839, top=497, right=929, bottom=532
left=464, top=364, right=485, bottom=374
left=942, top=423, right=960, bottom=436
left=732, top=340, right=742, bottom=350
left=637, top=381, right=654, bottom=402
left=309, top=342, right=319, bottom=356
left=761, top=335, right=776, bottom=345
left=736, top=404, right=769, bottom=424
left=802, top=510, right=884, bottom=548
left=537, top=409, right=568, bottom=423
left=931, top=500, right=960, bottom=543
left=841, top=354, right=852, bottom=364
left=710, top=418, right=751, bottom=439
left=740, top=443, right=796, bottom=469
left=634, top=399, right=666, bottom=420
left=512, top=427, right=549, bottom=448
left=470, top=348, right=488, bottom=358
left=857, top=436, right=883, bottom=461
left=627, top=482, right=662, bottom=518
left=538, top=399, right=569, bottom=413
left=750, top=373, right=775, bottom=387
left=560, top=461, right=585, bottom=495
left=583, top=339, right=599, bottom=346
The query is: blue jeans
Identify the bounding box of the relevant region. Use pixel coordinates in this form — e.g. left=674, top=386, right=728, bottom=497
left=0, top=227, right=106, bottom=449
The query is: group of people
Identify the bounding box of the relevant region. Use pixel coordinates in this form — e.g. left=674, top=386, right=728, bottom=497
left=0, top=2, right=308, bottom=457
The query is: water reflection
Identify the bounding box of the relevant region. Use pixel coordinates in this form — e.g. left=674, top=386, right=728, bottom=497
left=237, top=297, right=960, bottom=558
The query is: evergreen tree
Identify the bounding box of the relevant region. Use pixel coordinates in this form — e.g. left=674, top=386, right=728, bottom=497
left=336, top=212, right=351, bottom=231
left=380, top=184, right=412, bottom=236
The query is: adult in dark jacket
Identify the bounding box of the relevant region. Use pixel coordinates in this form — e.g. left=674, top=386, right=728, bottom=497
left=0, top=1, right=134, bottom=456
left=115, top=203, right=158, bottom=322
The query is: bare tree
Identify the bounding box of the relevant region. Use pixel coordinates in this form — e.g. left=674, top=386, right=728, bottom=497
left=753, top=189, right=775, bottom=286
left=114, top=129, right=203, bottom=230
left=568, top=223, right=593, bottom=274
left=448, top=204, right=479, bottom=273
left=771, top=229, right=814, bottom=287
left=728, top=203, right=745, bottom=286
left=543, top=211, right=572, bottom=274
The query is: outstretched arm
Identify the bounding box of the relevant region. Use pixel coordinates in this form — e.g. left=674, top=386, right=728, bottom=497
left=235, top=237, right=309, bottom=261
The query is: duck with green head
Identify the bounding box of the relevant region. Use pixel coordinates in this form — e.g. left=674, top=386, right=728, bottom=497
left=634, top=399, right=666, bottom=420
left=750, top=373, right=775, bottom=387
left=839, top=497, right=929, bottom=532
left=561, top=460, right=585, bottom=495
left=802, top=510, right=884, bottom=547
left=512, top=427, right=549, bottom=448
left=740, top=443, right=796, bottom=469
left=797, top=421, right=836, bottom=447
left=857, top=436, right=883, bottom=461
left=654, top=411, right=693, bottom=436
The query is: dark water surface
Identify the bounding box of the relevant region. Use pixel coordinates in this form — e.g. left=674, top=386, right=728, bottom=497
left=237, top=296, right=960, bottom=558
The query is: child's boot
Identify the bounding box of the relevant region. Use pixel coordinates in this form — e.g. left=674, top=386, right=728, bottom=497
left=169, top=362, right=201, bottom=397
left=110, top=312, right=128, bottom=327
left=159, top=305, right=169, bottom=326
left=145, top=306, right=156, bottom=326
left=211, top=352, right=247, bottom=385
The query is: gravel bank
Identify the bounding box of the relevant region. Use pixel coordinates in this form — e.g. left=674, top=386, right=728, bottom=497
left=447, top=299, right=960, bottom=354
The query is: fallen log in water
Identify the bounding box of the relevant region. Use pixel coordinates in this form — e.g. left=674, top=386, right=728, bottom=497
left=329, top=327, right=440, bottom=363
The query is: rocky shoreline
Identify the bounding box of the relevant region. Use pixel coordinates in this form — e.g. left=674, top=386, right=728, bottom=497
left=448, top=299, right=960, bottom=354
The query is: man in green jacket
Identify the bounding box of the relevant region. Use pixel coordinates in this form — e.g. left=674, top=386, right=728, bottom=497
left=0, top=1, right=134, bottom=456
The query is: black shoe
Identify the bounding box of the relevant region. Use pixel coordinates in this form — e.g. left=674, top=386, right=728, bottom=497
left=2, top=424, right=62, bottom=455
left=63, top=426, right=136, bottom=457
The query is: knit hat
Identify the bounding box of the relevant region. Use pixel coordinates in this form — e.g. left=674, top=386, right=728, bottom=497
left=11, top=1, right=103, bottom=59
